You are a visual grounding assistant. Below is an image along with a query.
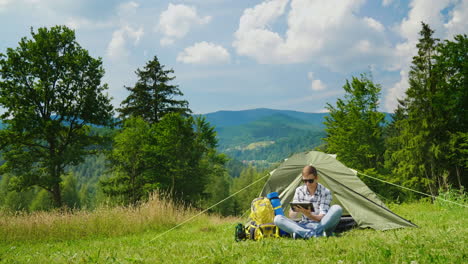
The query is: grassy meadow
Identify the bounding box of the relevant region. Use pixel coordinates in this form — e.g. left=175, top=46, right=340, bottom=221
left=0, top=196, right=467, bottom=264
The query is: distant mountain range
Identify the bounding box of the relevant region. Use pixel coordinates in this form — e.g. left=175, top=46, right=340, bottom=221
left=202, top=108, right=328, bottom=165
left=203, top=108, right=328, bottom=128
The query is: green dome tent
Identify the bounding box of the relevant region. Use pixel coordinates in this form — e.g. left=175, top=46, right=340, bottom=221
left=260, top=151, right=417, bottom=230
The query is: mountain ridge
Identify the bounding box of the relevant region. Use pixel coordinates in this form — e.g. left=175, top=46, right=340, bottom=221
left=202, top=108, right=328, bottom=128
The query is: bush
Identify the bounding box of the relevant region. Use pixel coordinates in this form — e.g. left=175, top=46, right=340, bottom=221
left=435, top=186, right=467, bottom=209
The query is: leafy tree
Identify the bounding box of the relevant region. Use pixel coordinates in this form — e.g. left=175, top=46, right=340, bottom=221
left=100, top=117, right=154, bottom=204
left=152, top=114, right=208, bottom=201
left=0, top=26, right=114, bottom=207
left=102, top=114, right=227, bottom=205
left=117, top=56, right=191, bottom=123
left=323, top=73, right=386, bottom=171
left=432, top=34, right=468, bottom=189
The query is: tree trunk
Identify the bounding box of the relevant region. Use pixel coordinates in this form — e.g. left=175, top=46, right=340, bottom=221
left=131, top=168, right=136, bottom=205
left=51, top=181, right=62, bottom=208
left=455, top=166, right=462, bottom=190
left=48, top=138, right=63, bottom=208
left=171, top=174, right=175, bottom=198
left=424, top=169, right=435, bottom=202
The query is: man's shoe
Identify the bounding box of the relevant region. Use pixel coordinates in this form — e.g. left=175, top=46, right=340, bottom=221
left=292, top=232, right=310, bottom=240
left=303, top=231, right=314, bottom=240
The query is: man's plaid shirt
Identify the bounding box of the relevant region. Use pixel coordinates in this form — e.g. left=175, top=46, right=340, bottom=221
left=293, top=183, right=332, bottom=221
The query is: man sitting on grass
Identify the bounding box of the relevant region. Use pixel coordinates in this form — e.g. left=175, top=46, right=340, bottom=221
left=274, top=165, right=343, bottom=239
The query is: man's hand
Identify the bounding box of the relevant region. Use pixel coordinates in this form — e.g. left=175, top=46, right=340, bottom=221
left=294, top=205, right=311, bottom=215
left=294, top=205, right=324, bottom=221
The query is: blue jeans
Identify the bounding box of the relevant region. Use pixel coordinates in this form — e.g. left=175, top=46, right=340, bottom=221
left=274, top=205, right=343, bottom=238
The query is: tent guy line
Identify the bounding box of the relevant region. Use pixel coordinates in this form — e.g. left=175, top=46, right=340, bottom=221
left=149, top=160, right=466, bottom=241
left=147, top=172, right=271, bottom=243
left=357, top=172, right=468, bottom=209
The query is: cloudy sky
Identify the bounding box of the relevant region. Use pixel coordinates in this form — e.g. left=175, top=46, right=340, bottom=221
left=0, top=0, right=466, bottom=114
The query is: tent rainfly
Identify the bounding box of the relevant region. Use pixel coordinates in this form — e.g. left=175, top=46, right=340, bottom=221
left=260, top=151, right=417, bottom=230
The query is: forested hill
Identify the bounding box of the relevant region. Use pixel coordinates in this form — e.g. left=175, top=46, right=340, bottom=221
left=201, top=108, right=328, bottom=166
left=203, top=108, right=327, bottom=128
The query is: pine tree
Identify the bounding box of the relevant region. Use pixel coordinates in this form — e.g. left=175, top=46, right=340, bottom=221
left=117, top=56, right=191, bottom=123
left=387, top=23, right=467, bottom=194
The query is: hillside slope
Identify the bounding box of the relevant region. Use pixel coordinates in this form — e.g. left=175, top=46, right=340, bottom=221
left=202, top=109, right=327, bottom=164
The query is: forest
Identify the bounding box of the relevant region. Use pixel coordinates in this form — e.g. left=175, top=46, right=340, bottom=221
left=0, top=23, right=466, bottom=216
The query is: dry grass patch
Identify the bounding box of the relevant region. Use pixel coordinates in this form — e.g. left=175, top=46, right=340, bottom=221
left=0, top=192, right=230, bottom=242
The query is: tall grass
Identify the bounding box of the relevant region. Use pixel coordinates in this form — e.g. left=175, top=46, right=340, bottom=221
left=0, top=192, right=232, bottom=243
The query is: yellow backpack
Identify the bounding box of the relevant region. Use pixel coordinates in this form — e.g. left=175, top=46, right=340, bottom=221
left=247, top=197, right=280, bottom=240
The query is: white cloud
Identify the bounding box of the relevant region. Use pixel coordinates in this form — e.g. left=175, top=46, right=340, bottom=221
left=444, top=0, right=468, bottom=39
left=0, top=0, right=13, bottom=11
left=385, top=70, right=408, bottom=111
left=177, top=41, right=230, bottom=64
left=118, top=1, right=139, bottom=18
left=307, top=72, right=327, bottom=91
left=107, top=29, right=127, bottom=59
left=364, top=17, right=385, bottom=32
left=317, top=108, right=330, bottom=113
left=397, top=0, right=450, bottom=43
left=106, top=26, right=144, bottom=60
left=232, top=0, right=295, bottom=64
left=233, top=0, right=390, bottom=71
left=158, top=3, right=211, bottom=46
left=127, top=26, right=144, bottom=45
left=382, top=0, right=393, bottom=6
left=65, top=17, right=112, bottom=30
left=274, top=90, right=344, bottom=107
left=311, top=79, right=327, bottom=91
left=356, top=39, right=372, bottom=53
left=105, top=1, right=144, bottom=61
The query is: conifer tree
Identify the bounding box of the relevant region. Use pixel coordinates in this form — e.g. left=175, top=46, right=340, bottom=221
left=117, top=56, right=191, bottom=123
left=387, top=23, right=467, bottom=194
left=387, top=23, right=440, bottom=195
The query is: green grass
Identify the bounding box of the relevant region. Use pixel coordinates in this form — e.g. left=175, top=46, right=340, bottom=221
left=0, top=201, right=467, bottom=263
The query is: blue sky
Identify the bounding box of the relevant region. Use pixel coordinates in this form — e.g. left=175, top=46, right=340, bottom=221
left=0, top=0, right=466, bottom=114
